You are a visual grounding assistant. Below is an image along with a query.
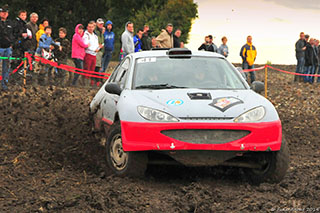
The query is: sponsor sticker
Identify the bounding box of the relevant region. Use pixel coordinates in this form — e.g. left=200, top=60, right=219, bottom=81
left=166, top=99, right=184, bottom=106
left=209, top=97, right=243, bottom=112
left=137, top=58, right=157, bottom=64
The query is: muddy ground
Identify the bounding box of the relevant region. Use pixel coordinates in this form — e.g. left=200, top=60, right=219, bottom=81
left=0, top=64, right=319, bottom=212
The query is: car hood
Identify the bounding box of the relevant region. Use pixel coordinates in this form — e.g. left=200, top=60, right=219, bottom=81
left=118, top=89, right=279, bottom=122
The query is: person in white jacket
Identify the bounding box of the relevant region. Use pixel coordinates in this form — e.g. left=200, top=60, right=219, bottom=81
left=82, top=21, right=103, bottom=86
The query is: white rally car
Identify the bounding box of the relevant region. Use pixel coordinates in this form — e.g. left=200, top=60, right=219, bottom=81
left=89, top=49, right=289, bottom=183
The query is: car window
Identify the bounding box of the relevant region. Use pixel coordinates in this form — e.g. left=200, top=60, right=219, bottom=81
left=133, top=57, right=246, bottom=89
left=114, top=58, right=130, bottom=88
left=108, top=64, right=120, bottom=83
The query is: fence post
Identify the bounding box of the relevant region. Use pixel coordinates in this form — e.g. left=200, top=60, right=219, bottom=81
left=23, top=52, right=27, bottom=93
left=264, top=65, right=268, bottom=98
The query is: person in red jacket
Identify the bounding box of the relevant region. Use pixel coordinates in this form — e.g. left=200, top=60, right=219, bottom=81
left=71, top=24, right=89, bottom=86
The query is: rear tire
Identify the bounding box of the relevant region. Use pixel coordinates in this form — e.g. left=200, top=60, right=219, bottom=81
left=245, top=138, right=289, bottom=184
left=105, top=121, right=147, bottom=177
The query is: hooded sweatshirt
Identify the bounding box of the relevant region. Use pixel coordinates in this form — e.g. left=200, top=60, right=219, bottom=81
left=104, top=20, right=115, bottom=52
left=71, top=24, right=89, bottom=60
left=121, top=21, right=134, bottom=55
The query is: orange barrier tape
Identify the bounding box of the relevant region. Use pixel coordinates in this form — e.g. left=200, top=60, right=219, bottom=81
left=22, top=53, right=320, bottom=80
left=241, top=66, right=266, bottom=72
left=28, top=53, right=111, bottom=78
left=242, top=64, right=320, bottom=77
left=266, top=65, right=320, bottom=77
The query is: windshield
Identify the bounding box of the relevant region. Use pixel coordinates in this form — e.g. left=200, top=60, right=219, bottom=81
left=133, top=57, right=246, bottom=90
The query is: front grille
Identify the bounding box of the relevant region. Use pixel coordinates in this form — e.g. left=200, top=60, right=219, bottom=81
left=161, top=129, right=250, bottom=144
left=179, top=117, right=234, bottom=121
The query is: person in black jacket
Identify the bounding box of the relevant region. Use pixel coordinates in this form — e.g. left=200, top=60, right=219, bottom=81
left=13, top=10, right=29, bottom=50
left=316, top=40, right=320, bottom=83
left=303, top=36, right=314, bottom=83
left=198, top=35, right=217, bottom=52
left=54, top=27, right=71, bottom=86
left=294, top=32, right=306, bottom=82
left=311, top=39, right=319, bottom=83
left=11, top=10, right=30, bottom=84
left=141, top=25, right=152, bottom=50
left=173, top=29, right=183, bottom=48
left=0, top=5, right=15, bottom=91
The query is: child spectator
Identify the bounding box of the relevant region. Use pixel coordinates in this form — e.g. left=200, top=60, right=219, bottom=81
left=218, top=36, right=229, bottom=57
left=36, top=18, right=49, bottom=47
left=36, top=26, right=56, bottom=85
left=54, top=27, right=71, bottom=86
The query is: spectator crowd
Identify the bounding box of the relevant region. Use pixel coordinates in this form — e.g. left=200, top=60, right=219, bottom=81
left=8, top=4, right=313, bottom=91
left=295, top=32, right=320, bottom=83
left=0, top=5, right=192, bottom=91
left=198, top=34, right=257, bottom=83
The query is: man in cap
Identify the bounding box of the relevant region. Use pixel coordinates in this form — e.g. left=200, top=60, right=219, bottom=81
left=0, top=5, right=15, bottom=91
left=156, top=23, right=174, bottom=48
left=93, top=18, right=105, bottom=86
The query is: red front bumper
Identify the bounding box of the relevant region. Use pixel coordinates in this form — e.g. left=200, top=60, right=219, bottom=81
left=121, top=120, right=282, bottom=152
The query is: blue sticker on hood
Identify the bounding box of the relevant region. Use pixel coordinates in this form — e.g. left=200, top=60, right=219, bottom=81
left=167, top=99, right=184, bottom=106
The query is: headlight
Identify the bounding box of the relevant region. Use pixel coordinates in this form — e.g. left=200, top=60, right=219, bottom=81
left=137, top=106, right=179, bottom=122
left=234, top=106, right=266, bottom=122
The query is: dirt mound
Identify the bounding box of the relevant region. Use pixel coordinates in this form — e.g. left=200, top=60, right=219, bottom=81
left=0, top=65, right=320, bottom=212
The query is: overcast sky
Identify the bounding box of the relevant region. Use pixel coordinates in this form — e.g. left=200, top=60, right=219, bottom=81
left=186, top=0, right=320, bottom=64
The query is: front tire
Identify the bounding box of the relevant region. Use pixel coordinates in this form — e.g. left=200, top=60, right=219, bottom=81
left=105, top=121, right=147, bottom=177
left=246, top=138, right=289, bottom=184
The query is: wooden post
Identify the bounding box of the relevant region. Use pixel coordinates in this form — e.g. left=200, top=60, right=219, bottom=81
left=264, top=65, right=268, bottom=98
left=23, top=52, right=27, bottom=93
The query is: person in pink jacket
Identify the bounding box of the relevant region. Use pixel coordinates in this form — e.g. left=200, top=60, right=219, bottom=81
left=71, top=24, right=89, bottom=86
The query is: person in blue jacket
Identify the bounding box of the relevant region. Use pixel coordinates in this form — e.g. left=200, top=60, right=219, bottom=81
left=36, top=26, right=56, bottom=85
left=133, top=29, right=143, bottom=52
left=101, top=20, right=114, bottom=73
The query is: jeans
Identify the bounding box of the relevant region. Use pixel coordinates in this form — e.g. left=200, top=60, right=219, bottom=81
left=0, top=47, right=12, bottom=90
left=295, top=57, right=305, bottom=81
left=101, top=51, right=112, bottom=72
left=72, top=58, right=83, bottom=85
left=317, top=65, right=320, bottom=83
left=242, top=62, right=255, bottom=83
left=311, top=65, right=316, bottom=83
left=303, top=66, right=315, bottom=83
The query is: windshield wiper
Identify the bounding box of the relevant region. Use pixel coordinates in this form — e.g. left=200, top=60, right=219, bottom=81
left=135, top=84, right=188, bottom=89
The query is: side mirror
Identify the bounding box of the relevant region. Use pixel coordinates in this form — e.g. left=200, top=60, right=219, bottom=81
left=251, top=81, right=265, bottom=94
left=105, top=83, right=122, bottom=95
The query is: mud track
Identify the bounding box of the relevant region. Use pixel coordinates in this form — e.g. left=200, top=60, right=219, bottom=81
left=0, top=65, right=319, bottom=212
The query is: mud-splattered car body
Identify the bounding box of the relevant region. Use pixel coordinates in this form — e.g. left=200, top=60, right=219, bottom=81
left=90, top=49, right=289, bottom=183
